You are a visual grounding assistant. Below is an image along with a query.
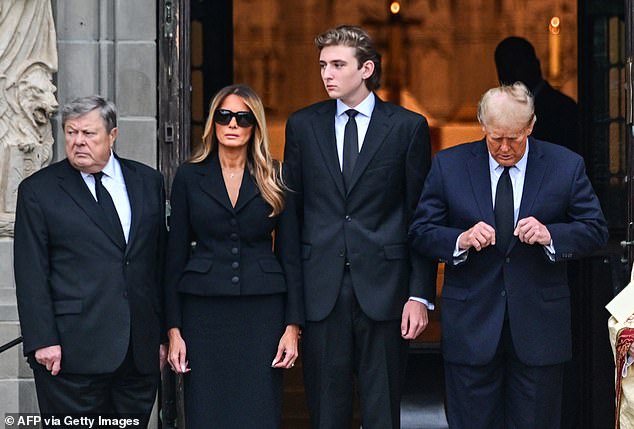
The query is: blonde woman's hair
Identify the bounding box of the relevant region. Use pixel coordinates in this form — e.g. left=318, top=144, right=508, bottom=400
left=477, top=81, right=536, bottom=130
left=190, top=84, right=285, bottom=216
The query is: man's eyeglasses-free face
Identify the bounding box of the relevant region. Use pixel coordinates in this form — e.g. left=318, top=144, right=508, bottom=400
left=213, top=109, right=256, bottom=128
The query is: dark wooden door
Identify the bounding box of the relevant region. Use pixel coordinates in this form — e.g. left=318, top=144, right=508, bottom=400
left=158, top=0, right=191, bottom=198
left=574, top=1, right=628, bottom=427
left=626, top=0, right=634, bottom=269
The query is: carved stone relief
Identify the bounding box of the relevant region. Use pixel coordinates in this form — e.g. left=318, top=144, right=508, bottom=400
left=0, top=0, right=58, bottom=236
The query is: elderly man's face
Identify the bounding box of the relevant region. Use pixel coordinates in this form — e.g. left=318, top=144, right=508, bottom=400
left=64, top=109, right=116, bottom=174
left=483, top=123, right=532, bottom=167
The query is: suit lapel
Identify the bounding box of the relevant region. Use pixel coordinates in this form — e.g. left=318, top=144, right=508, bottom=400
left=197, top=154, right=259, bottom=214
left=198, top=155, right=235, bottom=214
left=509, top=139, right=547, bottom=253
left=119, top=157, right=143, bottom=251
left=467, top=140, right=496, bottom=228
left=234, top=169, right=259, bottom=213
left=57, top=159, right=126, bottom=250
left=345, top=98, right=393, bottom=195
left=311, top=101, right=346, bottom=198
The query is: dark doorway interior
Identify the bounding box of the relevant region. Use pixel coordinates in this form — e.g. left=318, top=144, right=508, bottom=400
left=190, top=0, right=233, bottom=152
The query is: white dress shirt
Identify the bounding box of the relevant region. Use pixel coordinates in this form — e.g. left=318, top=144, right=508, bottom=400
left=334, top=93, right=432, bottom=310
left=453, top=140, right=555, bottom=262
left=80, top=152, right=132, bottom=243
left=335, top=93, right=375, bottom=170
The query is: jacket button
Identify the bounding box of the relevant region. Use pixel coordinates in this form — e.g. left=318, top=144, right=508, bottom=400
left=230, top=233, right=238, bottom=240
left=501, top=290, right=506, bottom=297
left=230, top=218, right=237, bottom=226
left=345, top=215, right=351, bottom=222
left=231, top=247, right=239, bottom=255
left=232, top=261, right=239, bottom=269
left=505, top=257, right=510, bottom=263
left=231, top=276, right=239, bottom=284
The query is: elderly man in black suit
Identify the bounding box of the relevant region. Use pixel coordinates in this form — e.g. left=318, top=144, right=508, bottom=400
left=14, top=95, right=166, bottom=426
left=283, top=25, right=437, bottom=429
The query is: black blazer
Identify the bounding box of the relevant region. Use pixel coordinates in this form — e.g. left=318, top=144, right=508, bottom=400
left=164, top=154, right=304, bottom=329
left=14, top=157, right=166, bottom=374
left=284, top=97, right=437, bottom=322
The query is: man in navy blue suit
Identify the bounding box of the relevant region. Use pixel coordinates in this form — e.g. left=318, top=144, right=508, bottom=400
left=409, top=82, right=608, bottom=428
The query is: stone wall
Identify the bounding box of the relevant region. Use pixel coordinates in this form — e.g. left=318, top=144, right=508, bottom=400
left=0, top=0, right=158, bottom=425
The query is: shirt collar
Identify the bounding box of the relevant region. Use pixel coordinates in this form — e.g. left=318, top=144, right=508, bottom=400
left=336, top=92, right=375, bottom=119
left=488, top=139, right=530, bottom=173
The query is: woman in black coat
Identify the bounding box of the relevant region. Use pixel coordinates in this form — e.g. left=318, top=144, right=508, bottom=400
left=165, top=84, right=303, bottom=428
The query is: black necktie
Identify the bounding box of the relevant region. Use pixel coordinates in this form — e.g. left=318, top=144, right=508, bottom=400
left=342, top=109, right=359, bottom=189
left=495, top=166, right=514, bottom=252
left=93, top=172, right=125, bottom=245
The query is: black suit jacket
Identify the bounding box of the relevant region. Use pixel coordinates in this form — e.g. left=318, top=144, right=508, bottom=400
left=532, top=80, right=580, bottom=153
left=164, top=154, right=304, bottom=329
left=409, top=139, right=608, bottom=365
left=284, top=97, right=436, bottom=322
left=14, top=156, right=166, bottom=374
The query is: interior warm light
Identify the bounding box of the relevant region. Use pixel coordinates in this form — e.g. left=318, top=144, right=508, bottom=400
left=549, top=16, right=561, bottom=34
left=390, top=2, right=401, bottom=15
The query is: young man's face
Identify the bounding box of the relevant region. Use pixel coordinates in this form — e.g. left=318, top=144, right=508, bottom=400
left=319, top=45, right=373, bottom=107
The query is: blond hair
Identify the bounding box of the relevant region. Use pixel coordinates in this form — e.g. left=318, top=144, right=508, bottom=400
left=477, top=82, right=536, bottom=130
left=190, top=84, right=285, bottom=216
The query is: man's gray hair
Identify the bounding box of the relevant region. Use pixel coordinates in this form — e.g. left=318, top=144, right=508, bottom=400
left=477, top=82, right=536, bottom=129
left=61, top=95, right=117, bottom=132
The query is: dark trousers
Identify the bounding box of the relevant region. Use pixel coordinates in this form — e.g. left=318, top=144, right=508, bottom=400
left=444, top=319, right=564, bottom=429
left=29, top=345, right=158, bottom=428
left=302, top=271, right=408, bottom=429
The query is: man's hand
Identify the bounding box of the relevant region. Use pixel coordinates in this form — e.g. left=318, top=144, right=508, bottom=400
left=630, top=342, right=634, bottom=356
left=458, top=221, right=496, bottom=251
left=514, top=216, right=551, bottom=245
left=35, top=345, right=62, bottom=376
left=401, top=300, right=428, bottom=340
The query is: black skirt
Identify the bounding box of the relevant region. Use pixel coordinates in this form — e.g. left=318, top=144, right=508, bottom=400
left=181, top=293, right=285, bottom=428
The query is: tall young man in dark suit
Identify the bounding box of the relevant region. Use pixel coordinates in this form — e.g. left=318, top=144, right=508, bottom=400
left=284, top=25, right=437, bottom=428
left=14, top=96, right=166, bottom=426
left=409, top=83, right=608, bottom=428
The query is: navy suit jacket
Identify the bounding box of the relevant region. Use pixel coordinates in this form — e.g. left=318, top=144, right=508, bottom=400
left=284, top=97, right=437, bottom=322
left=14, top=156, right=166, bottom=374
left=409, top=138, right=608, bottom=366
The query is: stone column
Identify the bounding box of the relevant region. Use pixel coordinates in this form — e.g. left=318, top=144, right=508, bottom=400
left=0, top=0, right=58, bottom=419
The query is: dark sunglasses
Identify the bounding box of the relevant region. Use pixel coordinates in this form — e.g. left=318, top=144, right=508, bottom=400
left=213, top=109, right=256, bottom=127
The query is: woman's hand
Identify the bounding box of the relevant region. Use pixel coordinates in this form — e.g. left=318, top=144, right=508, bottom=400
left=167, top=327, right=191, bottom=373
left=271, top=324, right=301, bottom=369
left=630, top=342, right=634, bottom=356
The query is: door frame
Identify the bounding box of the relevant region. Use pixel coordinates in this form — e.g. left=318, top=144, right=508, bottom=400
left=627, top=0, right=634, bottom=268
left=158, top=0, right=191, bottom=198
